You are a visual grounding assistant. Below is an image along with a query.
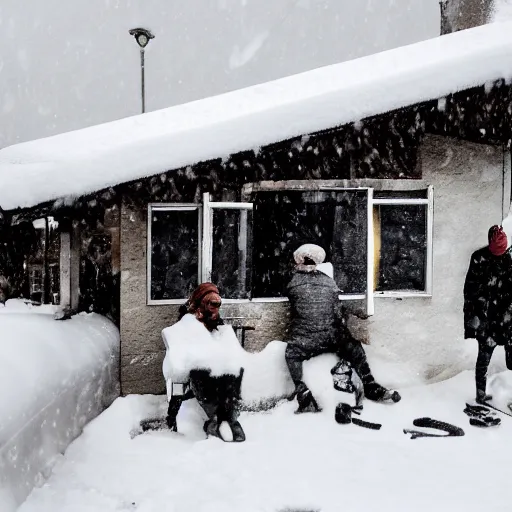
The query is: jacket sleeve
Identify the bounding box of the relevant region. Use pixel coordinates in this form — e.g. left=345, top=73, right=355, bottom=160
left=463, top=253, right=484, bottom=339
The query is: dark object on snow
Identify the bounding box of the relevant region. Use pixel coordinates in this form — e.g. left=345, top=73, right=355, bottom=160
left=403, top=418, right=465, bottom=439
left=463, top=229, right=512, bottom=400
left=352, top=417, right=382, bottom=430
left=480, top=400, right=512, bottom=418
left=463, top=403, right=501, bottom=427
left=294, top=382, right=321, bottom=414
left=334, top=402, right=382, bottom=430
left=188, top=368, right=245, bottom=442
left=365, top=382, right=401, bottom=403
left=334, top=402, right=352, bottom=424
left=285, top=268, right=395, bottom=406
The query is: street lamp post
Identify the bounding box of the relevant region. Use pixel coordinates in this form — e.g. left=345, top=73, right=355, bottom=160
left=128, top=28, right=155, bottom=114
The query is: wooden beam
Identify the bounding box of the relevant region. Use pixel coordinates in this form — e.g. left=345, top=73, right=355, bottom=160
left=59, top=223, right=81, bottom=309
left=59, top=232, right=71, bottom=308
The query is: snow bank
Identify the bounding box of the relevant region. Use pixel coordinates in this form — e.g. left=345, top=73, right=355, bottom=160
left=15, top=370, right=512, bottom=512
left=0, top=306, right=120, bottom=511
left=2, top=22, right=512, bottom=210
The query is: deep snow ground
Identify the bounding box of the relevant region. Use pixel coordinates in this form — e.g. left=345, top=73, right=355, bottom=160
left=17, top=369, right=512, bottom=512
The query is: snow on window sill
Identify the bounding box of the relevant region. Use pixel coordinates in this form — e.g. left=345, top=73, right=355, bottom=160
left=147, top=292, right=431, bottom=306
left=374, top=291, right=432, bottom=298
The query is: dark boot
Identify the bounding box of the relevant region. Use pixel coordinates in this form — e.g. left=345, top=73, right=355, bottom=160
left=337, top=336, right=400, bottom=403
left=334, top=402, right=352, bottom=424
left=295, top=382, right=321, bottom=413
left=476, top=388, right=492, bottom=405
left=219, top=371, right=246, bottom=442
left=364, top=381, right=401, bottom=403
left=228, top=420, right=246, bottom=442
left=203, top=418, right=223, bottom=440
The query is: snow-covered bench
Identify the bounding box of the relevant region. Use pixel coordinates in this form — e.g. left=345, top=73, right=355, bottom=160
left=0, top=300, right=120, bottom=511
left=161, top=314, right=297, bottom=411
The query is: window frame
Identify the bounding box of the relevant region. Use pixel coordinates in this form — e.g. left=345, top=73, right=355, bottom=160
left=201, top=193, right=254, bottom=301
left=372, top=185, right=434, bottom=298
left=146, top=196, right=254, bottom=305
left=146, top=182, right=433, bottom=310
left=146, top=203, right=203, bottom=305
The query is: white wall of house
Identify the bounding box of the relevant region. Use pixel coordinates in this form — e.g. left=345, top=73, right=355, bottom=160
left=367, top=135, right=511, bottom=389
left=0, top=0, right=439, bottom=149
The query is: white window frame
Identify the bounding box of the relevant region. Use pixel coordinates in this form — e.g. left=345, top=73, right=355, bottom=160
left=371, top=185, right=434, bottom=298
left=147, top=196, right=254, bottom=305
left=147, top=184, right=433, bottom=310
left=147, top=203, right=203, bottom=305
left=245, top=187, right=375, bottom=313
left=201, top=192, right=253, bottom=302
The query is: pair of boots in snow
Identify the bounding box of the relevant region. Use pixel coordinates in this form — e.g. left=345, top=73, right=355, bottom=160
left=189, top=368, right=246, bottom=442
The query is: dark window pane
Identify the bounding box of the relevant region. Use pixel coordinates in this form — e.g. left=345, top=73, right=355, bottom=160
left=252, top=190, right=367, bottom=297
left=211, top=209, right=253, bottom=300
left=373, top=190, right=427, bottom=199
left=150, top=209, right=199, bottom=300
left=375, top=204, right=427, bottom=292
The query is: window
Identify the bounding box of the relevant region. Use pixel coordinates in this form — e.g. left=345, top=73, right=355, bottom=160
left=30, top=267, right=43, bottom=295
left=147, top=197, right=252, bottom=303
left=147, top=205, right=201, bottom=303
left=147, top=184, right=433, bottom=311
left=372, top=189, right=433, bottom=296
left=206, top=197, right=253, bottom=300
left=251, top=189, right=368, bottom=298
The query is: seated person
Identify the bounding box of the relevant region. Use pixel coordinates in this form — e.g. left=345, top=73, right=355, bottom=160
left=162, top=283, right=246, bottom=442
left=284, top=244, right=401, bottom=413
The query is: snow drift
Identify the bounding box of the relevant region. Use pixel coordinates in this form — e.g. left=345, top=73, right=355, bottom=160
left=15, top=368, right=512, bottom=512
left=0, top=301, right=120, bottom=511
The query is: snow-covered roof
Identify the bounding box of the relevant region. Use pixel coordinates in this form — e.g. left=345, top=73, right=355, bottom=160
left=2, top=22, right=512, bottom=212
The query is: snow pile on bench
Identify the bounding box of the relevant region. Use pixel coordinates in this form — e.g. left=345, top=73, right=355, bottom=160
left=0, top=302, right=120, bottom=511
left=2, top=22, right=512, bottom=210
left=162, top=314, right=295, bottom=408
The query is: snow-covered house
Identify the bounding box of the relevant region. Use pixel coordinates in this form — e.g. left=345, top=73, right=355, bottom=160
left=1, top=23, right=512, bottom=395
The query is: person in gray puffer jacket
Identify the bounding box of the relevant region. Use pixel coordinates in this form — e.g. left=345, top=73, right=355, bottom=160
left=285, top=244, right=400, bottom=413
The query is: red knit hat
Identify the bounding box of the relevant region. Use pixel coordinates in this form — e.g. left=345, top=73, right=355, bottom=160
left=188, top=283, right=220, bottom=310
left=488, top=225, right=508, bottom=256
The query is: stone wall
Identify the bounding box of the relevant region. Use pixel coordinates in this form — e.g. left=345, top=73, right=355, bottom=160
left=120, top=135, right=510, bottom=395
left=440, top=0, right=494, bottom=34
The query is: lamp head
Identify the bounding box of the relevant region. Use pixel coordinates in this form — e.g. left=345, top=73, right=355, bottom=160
left=129, top=28, right=155, bottom=48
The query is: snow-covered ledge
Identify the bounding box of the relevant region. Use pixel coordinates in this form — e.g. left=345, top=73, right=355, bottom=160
left=0, top=301, right=120, bottom=511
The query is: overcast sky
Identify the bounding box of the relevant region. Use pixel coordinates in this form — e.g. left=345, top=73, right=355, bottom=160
left=0, top=0, right=440, bottom=149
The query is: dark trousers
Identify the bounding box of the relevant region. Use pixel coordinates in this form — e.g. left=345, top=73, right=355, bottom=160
left=188, top=368, right=243, bottom=424
left=285, top=335, right=375, bottom=389
left=475, top=337, right=512, bottom=397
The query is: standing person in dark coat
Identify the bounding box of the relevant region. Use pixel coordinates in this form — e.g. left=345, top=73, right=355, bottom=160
left=464, top=225, right=512, bottom=403
left=284, top=244, right=400, bottom=413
